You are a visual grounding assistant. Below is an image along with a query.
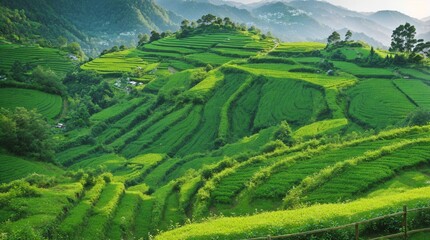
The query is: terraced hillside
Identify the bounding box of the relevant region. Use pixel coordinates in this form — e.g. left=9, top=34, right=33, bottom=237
left=0, top=88, right=63, bottom=119
left=2, top=30, right=430, bottom=240
left=0, top=43, right=76, bottom=76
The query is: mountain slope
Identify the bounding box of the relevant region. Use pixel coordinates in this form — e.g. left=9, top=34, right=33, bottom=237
left=286, top=0, right=391, bottom=45
left=156, top=0, right=256, bottom=24
left=252, top=2, right=332, bottom=41
left=0, top=0, right=179, bottom=53
left=368, top=10, right=424, bottom=32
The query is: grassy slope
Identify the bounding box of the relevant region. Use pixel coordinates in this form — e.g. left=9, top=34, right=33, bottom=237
left=3, top=31, right=430, bottom=240
left=0, top=152, right=64, bottom=183
left=0, top=88, right=63, bottom=119
left=156, top=187, right=430, bottom=239
left=0, top=43, right=75, bottom=76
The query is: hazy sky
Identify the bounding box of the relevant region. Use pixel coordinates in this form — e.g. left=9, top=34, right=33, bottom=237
left=234, top=0, right=430, bottom=19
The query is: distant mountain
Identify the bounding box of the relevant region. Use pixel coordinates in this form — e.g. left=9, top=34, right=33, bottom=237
left=252, top=2, right=332, bottom=41
left=368, top=10, right=423, bottom=31
left=337, top=29, right=385, bottom=48
left=155, top=0, right=257, bottom=24
left=422, top=16, right=430, bottom=22
left=285, top=0, right=391, bottom=46
left=0, top=0, right=179, bottom=54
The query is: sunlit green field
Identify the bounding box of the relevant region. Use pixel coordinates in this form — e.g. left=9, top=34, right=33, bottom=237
left=0, top=88, right=62, bottom=119
left=0, top=43, right=75, bottom=76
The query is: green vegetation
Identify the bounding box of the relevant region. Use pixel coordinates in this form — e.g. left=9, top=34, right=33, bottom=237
left=156, top=187, right=430, bottom=239
left=2, top=20, right=430, bottom=240
left=0, top=43, right=75, bottom=76
left=0, top=88, right=62, bottom=119
left=348, top=79, right=416, bottom=129
left=0, top=152, right=63, bottom=183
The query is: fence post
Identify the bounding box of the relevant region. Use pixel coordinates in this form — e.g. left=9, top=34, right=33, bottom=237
left=403, top=205, right=408, bottom=240
left=267, top=235, right=272, bottom=240
left=355, top=223, right=359, bottom=240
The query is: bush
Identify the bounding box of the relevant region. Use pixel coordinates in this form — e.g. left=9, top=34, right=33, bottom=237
left=25, top=174, right=57, bottom=188
left=289, top=67, right=319, bottom=74
left=402, top=109, right=430, bottom=126
left=260, top=140, right=285, bottom=153
left=0, top=107, right=55, bottom=161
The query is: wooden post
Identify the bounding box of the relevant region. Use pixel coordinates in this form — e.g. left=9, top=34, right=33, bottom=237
left=403, top=205, right=407, bottom=240
left=267, top=235, right=271, bottom=240
left=355, top=223, right=359, bottom=240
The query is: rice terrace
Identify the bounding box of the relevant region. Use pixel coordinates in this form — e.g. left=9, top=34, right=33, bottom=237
left=1, top=0, right=430, bottom=239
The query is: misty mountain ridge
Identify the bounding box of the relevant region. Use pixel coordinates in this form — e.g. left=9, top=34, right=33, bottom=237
left=2, top=0, right=429, bottom=54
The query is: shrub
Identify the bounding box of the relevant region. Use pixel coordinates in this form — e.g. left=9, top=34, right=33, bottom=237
left=260, top=140, right=285, bottom=154
left=25, top=174, right=57, bottom=188
left=402, top=108, right=430, bottom=126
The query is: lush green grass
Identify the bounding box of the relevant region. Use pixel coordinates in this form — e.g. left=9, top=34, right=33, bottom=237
left=179, top=73, right=245, bottom=154
left=294, top=118, right=348, bottom=138
left=0, top=181, right=83, bottom=236
left=235, top=63, right=356, bottom=88
left=0, top=43, right=75, bottom=76
left=142, top=106, right=203, bottom=155
left=348, top=79, right=416, bottom=129
left=253, top=77, right=326, bottom=129
left=303, top=140, right=430, bottom=204
left=81, top=49, right=149, bottom=75
left=80, top=183, right=125, bottom=239
left=0, top=152, right=63, bottom=183
left=333, top=61, right=394, bottom=78
left=273, top=42, right=326, bottom=53
left=90, top=98, right=143, bottom=122
left=366, top=170, right=430, bottom=198
left=120, top=105, right=192, bottom=158
left=59, top=179, right=106, bottom=238
left=0, top=88, right=62, bottom=119
left=107, top=191, right=141, bottom=239
left=185, top=52, right=235, bottom=66
left=69, top=154, right=127, bottom=172
left=398, top=68, right=430, bottom=80
left=186, top=70, right=224, bottom=98
left=156, top=187, right=430, bottom=239
left=394, top=79, right=430, bottom=109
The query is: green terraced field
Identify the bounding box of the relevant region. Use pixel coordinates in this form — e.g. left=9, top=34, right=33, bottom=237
left=81, top=49, right=150, bottom=75
left=0, top=88, right=63, bottom=119
left=348, top=79, right=416, bottom=128
left=273, top=42, right=326, bottom=53
left=0, top=153, right=63, bottom=183
left=185, top=52, right=235, bottom=66
left=333, top=61, right=395, bottom=78
left=394, top=79, right=430, bottom=109
left=0, top=43, right=75, bottom=76
left=3, top=28, right=430, bottom=240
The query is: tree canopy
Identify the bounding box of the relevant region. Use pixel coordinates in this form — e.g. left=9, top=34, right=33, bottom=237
left=0, top=107, right=55, bottom=161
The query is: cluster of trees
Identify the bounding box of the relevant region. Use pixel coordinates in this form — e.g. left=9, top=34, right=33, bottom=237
left=327, top=30, right=352, bottom=46
left=63, top=70, right=115, bottom=128
left=0, top=107, right=55, bottom=161
left=100, top=45, right=128, bottom=56
left=177, top=14, right=258, bottom=38
left=137, top=30, right=173, bottom=46
left=137, top=14, right=264, bottom=45
left=389, top=23, right=430, bottom=63
left=7, top=61, right=66, bottom=95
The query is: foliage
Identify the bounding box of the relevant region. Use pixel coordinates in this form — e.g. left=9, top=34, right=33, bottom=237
left=0, top=107, right=55, bottom=160
left=0, top=88, right=62, bottom=119
left=177, top=15, right=254, bottom=39
left=389, top=23, right=430, bottom=64
left=274, top=121, right=294, bottom=146
left=402, top=109, right=430, bottom=126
